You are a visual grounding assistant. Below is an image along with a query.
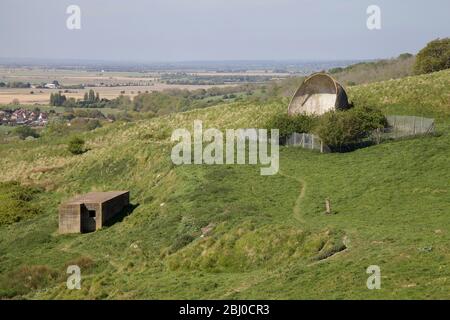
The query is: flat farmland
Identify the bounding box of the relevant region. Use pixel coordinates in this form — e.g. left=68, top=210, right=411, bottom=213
left=0, top=67, right=157, bottom=86
left=0, top=67, right=257, bottom=105
left=0, top=84, right=237, bottom=105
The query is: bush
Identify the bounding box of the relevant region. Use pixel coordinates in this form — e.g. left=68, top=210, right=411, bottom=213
left=43, top=120, right=69, bottom=136
left=315, top=106, right=386, bottom=151
left=265, top=113, right=316, bottom=140
left=0, top=265, right=59, bottom=298
left=170, top=234, right=195, bottom=253
left=13, top=126, right=39, bottom=140
left=86, top=119, right=102, bottom=131
left=68, top=136, right=85, bottom=155
left=414, top=38, right=450, bottom=74
left=0, top=181, right=42, bottom=226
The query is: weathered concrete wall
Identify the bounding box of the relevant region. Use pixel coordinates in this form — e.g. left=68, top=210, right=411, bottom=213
left=100, top=192, right=130, bottom=226
left=288, top=73, right=350, bottom=116
left=82, top=203, right=100, bottom=232
left=59, top=203, right=81, bottom=234
left=59, top=191, right=129, bottom=234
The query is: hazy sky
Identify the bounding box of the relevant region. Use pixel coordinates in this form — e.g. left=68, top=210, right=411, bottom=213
left=0, top=0, right=449, bottom=62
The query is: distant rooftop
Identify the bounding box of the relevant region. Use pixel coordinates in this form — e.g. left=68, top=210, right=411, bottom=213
left=63, top=191, right=129, bottom=205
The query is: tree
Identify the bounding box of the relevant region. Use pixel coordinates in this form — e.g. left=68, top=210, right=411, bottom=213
left=68, top=136, right=85, bottom=155
left=398, top=53, right=413, bottom=60
left=63, top=97, right=77, bottom=108
left=265, top=113, right=316, bottom=141
left=84, top=92, right=89, bottom=101
left=49, top=92, right=66, bottom=106
left=414, top=38, right=450, bottom=74
left=314, top=106, right=386, bottom=151
left=13, top=126, right=39, bottom=140
left=88, top=89, right=95, bottom=102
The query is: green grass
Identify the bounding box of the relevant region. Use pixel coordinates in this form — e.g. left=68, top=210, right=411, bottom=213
left=0, top=125, right=14, bottom=134
left=0, top=70, right=449, bottom=299
left=348, top=69, right=450, bottom=122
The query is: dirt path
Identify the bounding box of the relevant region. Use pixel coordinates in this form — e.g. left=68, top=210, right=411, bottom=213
left=279, top=170, right=307, bottom=224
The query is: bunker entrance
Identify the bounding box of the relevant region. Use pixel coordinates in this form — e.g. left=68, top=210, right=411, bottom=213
left=81, top=205, right=97, bottom=233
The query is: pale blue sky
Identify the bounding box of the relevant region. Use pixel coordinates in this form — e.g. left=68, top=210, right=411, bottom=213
left=0, top=0, right=448, bottom=61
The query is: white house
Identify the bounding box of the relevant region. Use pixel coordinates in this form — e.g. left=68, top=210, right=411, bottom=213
left=44, top=83, right=57, bottom=89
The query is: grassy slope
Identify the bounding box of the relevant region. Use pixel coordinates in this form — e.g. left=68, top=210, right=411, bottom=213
left=0, top=70, right=449, bottom=299
left=332, top=56, right=415, bottom=86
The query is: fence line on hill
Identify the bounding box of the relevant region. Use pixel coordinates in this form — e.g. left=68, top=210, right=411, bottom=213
left=284, top=133, right=331, bottom=153
left=371, top=115, right=435, bottom=143
left=283, top=115, right=435, bottom=153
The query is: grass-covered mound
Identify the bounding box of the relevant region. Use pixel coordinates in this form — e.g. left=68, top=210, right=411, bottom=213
left=0, top=70, right=449, bottom=299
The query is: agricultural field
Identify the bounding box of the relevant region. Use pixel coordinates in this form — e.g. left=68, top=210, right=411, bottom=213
left=0, top=84, right=240, bottom=105
left=0, top=69, right=449, bottom=299
left=0, top=67, right=287, bottom=105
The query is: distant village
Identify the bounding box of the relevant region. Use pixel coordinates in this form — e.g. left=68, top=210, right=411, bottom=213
left=0, top=108, right=49, bottom=126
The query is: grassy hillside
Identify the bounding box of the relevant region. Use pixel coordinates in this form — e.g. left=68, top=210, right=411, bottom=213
left=348, top=69, right=450, bottom=121
left=0, top=70, right=449, bottom=299
left=331, top=54, right=415, bottom=86
left=275, top=55, right=417, bottom=99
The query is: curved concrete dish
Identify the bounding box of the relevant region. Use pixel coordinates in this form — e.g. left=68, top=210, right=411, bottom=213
left=288, top=73, right=350, bottom=116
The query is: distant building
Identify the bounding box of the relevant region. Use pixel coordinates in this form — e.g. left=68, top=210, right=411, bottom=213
left=44, top=83, right=57, bottom=89
left=0, top=108, right=49, bottom=126
left=59, top=191, right=130, bottom=234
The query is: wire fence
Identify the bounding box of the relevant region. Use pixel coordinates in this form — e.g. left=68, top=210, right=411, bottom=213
left=371, top=115, right=435, bottom=143
left=284, top=115, right=435, bottom=153
left=284, top=132, right=331, bottom=153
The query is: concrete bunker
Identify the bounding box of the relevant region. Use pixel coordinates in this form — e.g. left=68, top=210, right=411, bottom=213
left=59, top=191, right=129, bottom=234
left=288, top=73, right=350, bottom=116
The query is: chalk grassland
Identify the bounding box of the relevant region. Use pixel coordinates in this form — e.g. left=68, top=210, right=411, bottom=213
left=348, top=70, right=450, bottom=119
left=0, top=70, right=449, bottom=299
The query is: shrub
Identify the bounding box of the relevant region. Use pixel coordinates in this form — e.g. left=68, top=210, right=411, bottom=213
left=68, top=136, right=85, bottom=155
left=414, top=38, right=450, bottom=74
left=315, top=106, right=386, bottom=151
left=0, top=181, right=42, bottom=226
left=43, top=120, right=70, bottom=136
left=0, top=265, right=59, bottom=298
left=170, top=234, right=195, bottom=253
left=265, top=113, right=316, bottom=140
left=13, top=126, right=39, bottom=140
left=86, top=119, right=102, bottom=131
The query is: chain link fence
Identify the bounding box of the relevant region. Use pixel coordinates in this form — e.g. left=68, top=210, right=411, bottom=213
left=371, top=115, right=435, bottom=143
left=284, top=115, right=435, bottom=153
left=285, top=132, right=331, bottom=153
